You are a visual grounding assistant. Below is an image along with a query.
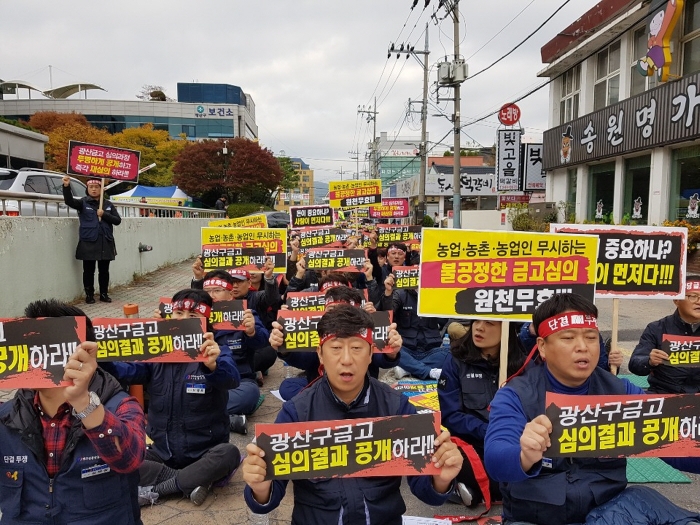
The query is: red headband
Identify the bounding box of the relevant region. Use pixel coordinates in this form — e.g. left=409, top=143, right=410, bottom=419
left=203, top=278, right=233, bottom=291
left=323, top=297, right=359, bottom=308
left=87, top=179, right=102, bottom=186
left=171, top=299, right=211, bottom=318
left=321, top=281, right=346, bottom=292
left=687, top=280, right=700, bottom=292
left=319, top=328, right=373, bottom=348
left=538, top=311, right=598, bottom=338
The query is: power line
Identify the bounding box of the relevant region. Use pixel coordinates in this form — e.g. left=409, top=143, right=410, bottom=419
left=465, top=0, right=536, bottom=61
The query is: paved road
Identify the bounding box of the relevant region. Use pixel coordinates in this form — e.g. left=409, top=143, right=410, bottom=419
left=3, top=259, right=698, bottom=523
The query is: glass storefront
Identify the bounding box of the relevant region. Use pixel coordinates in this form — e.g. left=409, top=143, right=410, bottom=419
left=623, top=155, right=650, bottom=224
left=588, top=162, right=616, bottom=221
left=671, top=146, right=700, bottom=224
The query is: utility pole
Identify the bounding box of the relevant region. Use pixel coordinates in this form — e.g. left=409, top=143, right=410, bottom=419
left=418, top=24, right=429, bottom=225
left=358, top=99, right=378, bottom=179
left=349, top=150, right=360, bottom=179
left=452, top=1, right=462, bottom=229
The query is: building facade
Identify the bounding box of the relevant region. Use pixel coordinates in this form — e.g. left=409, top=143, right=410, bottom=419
left=0, top=82, right=257, bottom=141
left=275, top=158, right=314, bottom=212
left=539, top=0, right=700, bottom=226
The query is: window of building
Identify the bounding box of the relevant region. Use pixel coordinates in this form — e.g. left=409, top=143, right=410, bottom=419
left=302, top=176, right=309, bottom=182
left=588, top=162, right=616, bottom=221
left=181, top=124, right=196, bottom=137
left=594, top=41, right=621, bottom=111
left=623, top=155, right=651, bottom=224
left=670, top=145, right=700, bottom=224
left=682, top=0, right=700, bottom=75
left=559, top=64, right=580, bottom=125
left=631, top=27, right=659, bottom=96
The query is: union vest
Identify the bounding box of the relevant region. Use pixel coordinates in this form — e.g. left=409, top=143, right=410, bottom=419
left=500, top=365, right=628, bottom=525
left=78, top=197, right=116, bottom=243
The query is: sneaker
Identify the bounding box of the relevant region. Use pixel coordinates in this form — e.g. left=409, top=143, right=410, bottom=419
left=394, top=366, right=409, bottom=379
left=99, top=293, right=112, bottom=303
left=189, top=485, right=209, bottom=506
left=138, top=485, right=159, bottom=507
left=455, top=482, right=473, bottom=507
left=229, top=414, right=247, bottom=435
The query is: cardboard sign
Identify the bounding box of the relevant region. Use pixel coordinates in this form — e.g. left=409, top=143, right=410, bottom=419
left=0, top=317, right=87, bottom=389
left=209, top=215, right=269, bottom=229
left=158, top=297, right=173, bottom=319
left=305, top=248, right=366, bottom=272
left=286, top=292, right=327, bottom=312
left=201, top=227, right=287, bottom=273
left=256, top=412, right=441, bottom=479
left=662, top=335, right=700, bottom=367
left=550, top=224, right=688, bottom=299
left=393, top=266, right=420, bottom=289
left=92, top=318, right=206, bottom=363
left=67, top=141, right=141, bottom=181
left=210, top=300, right=247, bottom=331
left=329, top=179, right=382, bottom=208
left=290, top=205, right=334, bottom=228
left=418, top=228, right=597, bottom=321
left=546, top=392, right=700, bottom=458
left=367, top=224, right=422, bottom=250
left=369, top=198, right=410, bottom=219
left=293, top=227, right=349, bottom=254
left=201, top=246, right=267, bottom=272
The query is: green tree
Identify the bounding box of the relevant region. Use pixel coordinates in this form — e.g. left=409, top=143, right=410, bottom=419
left=110, top=124, right=185, bottom=186
left=173, top=138, right=283, bottom=206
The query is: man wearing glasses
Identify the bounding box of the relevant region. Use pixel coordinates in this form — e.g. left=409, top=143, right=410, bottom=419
left=629, top=279, right=700, bottom=394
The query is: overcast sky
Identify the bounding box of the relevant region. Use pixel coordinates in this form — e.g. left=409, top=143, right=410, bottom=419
left=2, top=0, right=600, bottom=182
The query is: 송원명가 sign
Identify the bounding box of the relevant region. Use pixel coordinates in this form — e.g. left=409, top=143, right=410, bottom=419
left=67, top=141, right=141, bottom=181
left=550, top=224, right=687, bottom=299
left=418, top=228, right=597, bottom=321
left=256, top=412, right=441, bottom=479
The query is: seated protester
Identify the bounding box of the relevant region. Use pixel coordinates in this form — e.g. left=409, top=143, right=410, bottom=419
left=286, top=236, right=320, bottom=292
left=0, top=300, right=145, bottom=524
left=484, top=293, right=700, bottom=525
left=438, top=320, right=526, bottom=508
left=518, top=321, right=622, bottom=373
left=629, top=279, right=700, bottom=393
left=366, top=236, right=419, bottom=285
left=101, top=290, right=241, bottom=506
left=201, top=271, right=270, bottom=435
left=242, top=305, right=463, bottom=524
left=275, top=284, right=401, bottom=400
left=380, top=271, right=448, bottom=380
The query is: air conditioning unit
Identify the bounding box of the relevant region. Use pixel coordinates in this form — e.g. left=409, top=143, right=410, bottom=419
left=451, top=59, right=468, bottom=83
left=528, top=202, right=557, bottom=216
left=437, top=62, right=452, bottom=85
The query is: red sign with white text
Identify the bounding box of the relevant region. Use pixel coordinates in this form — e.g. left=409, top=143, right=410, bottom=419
left=498, top=103, right=521, bottom=126
left=67, top=141, right=141, bottom=181
left=370, top=198, right=410, bottom=219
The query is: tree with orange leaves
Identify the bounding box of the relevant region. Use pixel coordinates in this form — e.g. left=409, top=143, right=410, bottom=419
left=27, top=111, right=90, bottom=134
left=45, top=122, right=113, bottom=172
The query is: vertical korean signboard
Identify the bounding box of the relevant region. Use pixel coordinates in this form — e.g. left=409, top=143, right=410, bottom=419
left=417, top=228, right=598, bottom=321
left=497, top=129, right=521, bottom=191
left=523, top=143, right=545, bottom=191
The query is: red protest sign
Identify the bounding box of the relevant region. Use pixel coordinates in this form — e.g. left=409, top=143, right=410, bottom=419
left=67, top=141, right=141, bottom=181
left=369, top=198, right=410, bottom=219
left=0, top=317, right=87, bottom=389
left=210, top=300, right=248, bottom=331
left=546, top=392, right=700, bottom=458
left=92, top=318, right=206, bottom=363
left=256, top=412, right=441, bottom=479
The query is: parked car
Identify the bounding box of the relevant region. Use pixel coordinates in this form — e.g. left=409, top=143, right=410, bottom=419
left=0, top=168, right=87, bottom=216
left=245, top=210, right=290, bottom=228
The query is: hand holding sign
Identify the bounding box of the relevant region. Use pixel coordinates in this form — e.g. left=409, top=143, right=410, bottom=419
left=243, top=309, right=256, bottom=337
left=520, top=414, right=552, bottom=472
left=62, top=176, right=71, bottom=187
left=200, top=333, right=220, bottom=372
left=243, top=442, right=272, bottom=504
left=269, top=321, right=284, bottom=350
left=431, top=429, right=464, bottom=493
left=384, top=273, right=395, bottom=296
left=386, top=323, right=402, bottom=359
left=62, top=341, right=98, bottom=408
left=649, top=348, right=670, bottom=367
left=263, top=257, right=275, bottom=279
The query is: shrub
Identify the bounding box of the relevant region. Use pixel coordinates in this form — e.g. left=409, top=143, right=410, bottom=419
left=663, top=219, right=700, bottom=253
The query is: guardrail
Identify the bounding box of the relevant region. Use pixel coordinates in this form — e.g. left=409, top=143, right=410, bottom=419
left=0, top=191, right=226, bottom=219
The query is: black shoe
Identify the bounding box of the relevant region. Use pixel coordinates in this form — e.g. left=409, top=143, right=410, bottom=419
left=99, top=293, right=112, bottom=303
left=86, top=295, right=96, bottom=304
left=189, top=485, right=209, bottom=506
left=229, top=414, right=247, bottom=435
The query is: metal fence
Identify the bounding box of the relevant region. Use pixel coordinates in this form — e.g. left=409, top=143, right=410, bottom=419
left=0, top=191, right=225, bottom=219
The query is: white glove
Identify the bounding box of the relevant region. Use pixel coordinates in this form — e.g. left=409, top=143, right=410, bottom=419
left=429, top=368, right=442, bottom=380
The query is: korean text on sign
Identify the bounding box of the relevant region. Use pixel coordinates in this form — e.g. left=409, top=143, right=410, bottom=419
left=418, top=228, right=597, bottom=321
left=255, top=412, right=440, bottom=479
left=208, top=214, right=269, bottom=229
left=662, top=335, right=700, bottom=367
left=328, top=179, right=382, bottom=209
left=277, top=310, right=323, bottom=352
left=67, top=141, right=141, bottom=181
left=201, top=227, right=288, bottom=273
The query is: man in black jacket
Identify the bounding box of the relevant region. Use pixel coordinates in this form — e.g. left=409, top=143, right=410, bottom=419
left=62, top=176, right=121, bottom=304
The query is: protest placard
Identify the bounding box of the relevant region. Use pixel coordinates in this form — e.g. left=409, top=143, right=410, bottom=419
left=208, top=214, right=269, bottom=229
left=545, top=392, right=700, bottom=458
left=201, top=227, right=287, bottom=273
left=408, top=391, right=441, bottom=413
left=292, top=227, right=349, bottom=254
left=255, top=412, right=441, bottom=479
left=662, top=335, right=700, bottom=367
left=201, top=246, right=267, bottom=272
left=286, top=292, right=327, bottom=312
left=329, top=179, right=382, bottom=208
left=418, top=229, right=598, bottom=321
left=305, top=248, right=366, bottom=272
left=365, top=225, right=422, bottom=251
left=67, top=141, right=141, bottom=181
left=369, top=198, right=410, bottom=219
left=92, top=318, right=206, bottom=363
left=393, top=266, right=420, bottom=289
left=0, top=317, right=87, bottom=389
left=210, top=300, right=248, bottom=331
left=290, top=205, right=334, bottom=228
left=550, top=224, right=688, bottom=299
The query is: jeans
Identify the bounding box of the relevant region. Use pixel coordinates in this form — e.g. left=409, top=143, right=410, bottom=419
left=397, top=345, right=450, bottom=379
left=227, top=379, right=260, bottom=415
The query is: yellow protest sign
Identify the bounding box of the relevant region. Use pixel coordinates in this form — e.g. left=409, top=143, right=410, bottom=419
left=201, top=227, right=287, bottom=273
left=418, top=228, right=598, bottom=321
left=208, top=214, right=268, bottom=229
left=328, top=179, right=382, bottom=208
